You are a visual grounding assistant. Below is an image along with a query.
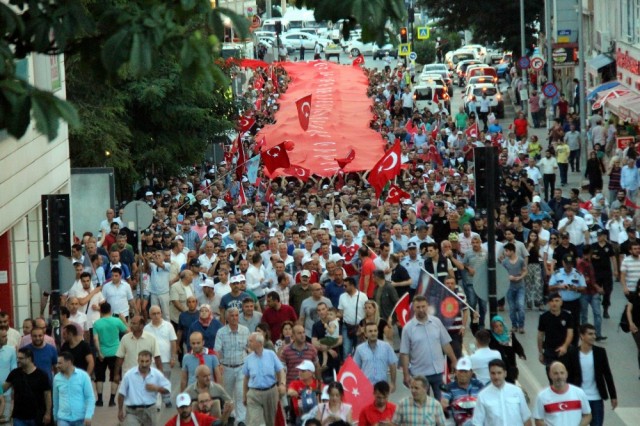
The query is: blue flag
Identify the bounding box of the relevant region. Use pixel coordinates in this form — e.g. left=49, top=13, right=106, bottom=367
left=246, top=155, right=260, bottom=184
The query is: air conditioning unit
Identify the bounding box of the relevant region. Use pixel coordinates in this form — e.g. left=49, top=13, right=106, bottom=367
left=596, top=30, right=611, bottom=50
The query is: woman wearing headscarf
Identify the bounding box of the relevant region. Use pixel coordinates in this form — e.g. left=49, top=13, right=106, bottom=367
left=488, top=315, right=526, bottom=383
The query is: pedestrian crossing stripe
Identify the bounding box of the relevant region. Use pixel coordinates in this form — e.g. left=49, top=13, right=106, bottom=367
left=417, top=27, right=430, bottom=40
left=398, top=44, right=411, bottom=56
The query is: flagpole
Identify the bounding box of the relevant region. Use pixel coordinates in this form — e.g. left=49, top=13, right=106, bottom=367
left=420, top=268, right=478, bottom=314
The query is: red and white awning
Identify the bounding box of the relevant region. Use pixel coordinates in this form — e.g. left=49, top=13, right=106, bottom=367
left=592, top=88, right=631, bottom=110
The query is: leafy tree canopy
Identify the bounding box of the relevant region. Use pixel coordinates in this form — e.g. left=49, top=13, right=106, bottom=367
left=419, top=0, right=544, bottom=55
left=1, top=0, right=407, bottom=141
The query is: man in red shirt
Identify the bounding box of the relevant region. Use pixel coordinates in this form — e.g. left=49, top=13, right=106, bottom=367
left=262, top=291, right=298, bottom=342
left=165, top=393, right=217, bottom=426
left=358, top=246, right=376, bottom=298
left=359, top=381, right=396, bottom=426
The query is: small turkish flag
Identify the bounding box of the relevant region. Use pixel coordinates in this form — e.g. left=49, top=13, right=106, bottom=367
left=235, top=137, right=246, bottom=182
left=237, top=184, right=247, bottom=206
left=254, top=74, right=264, bottom=90
left=431, top=123, right=439, bottom=141
left=238, top=117, right=255, bottom=134
left=386, top=184, right=411, bottom=204
left=295, top=94, right=312, bottom=131
left=625, top=197, right=640, bottom=210
left=337, top=356, right=374, bottom=421
left=465, top=122, right=479, bottom=139
left=261, top=142, right=291, bottom=174
left=284, top=165, right=311, bottom=182
left=335, top=149, right=355, bottom=169
left=352, top=54, right=365, bottom=66
left=392, top=293, right=412, bottom=327
left=253, top=136, right=266, bottom=154
left=428, top=145, right=443, bottom=165
left=433, top=90, right=439, bottom=103
left=368, top=140, right=402, bottom=197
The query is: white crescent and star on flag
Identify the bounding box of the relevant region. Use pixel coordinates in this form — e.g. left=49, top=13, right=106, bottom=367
left=340, top=372, right=360, bottom=397
left=378, top=152, right=398, bottom=173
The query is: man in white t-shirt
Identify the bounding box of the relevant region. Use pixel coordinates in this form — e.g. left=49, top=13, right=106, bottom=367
left=144, top=305, right=178, bottom=407
left=533, top=361, right=591, bottom=426
left=558, top=208, right=589, bottom=253
left=469, top=330, right=503, bottom=385
left=67, top=272, right=105, bottom=334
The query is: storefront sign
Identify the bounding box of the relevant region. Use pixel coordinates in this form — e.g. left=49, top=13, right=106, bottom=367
left=617, top=136, right=634, bottom=150
left=616, top=48, right=640, bottom=75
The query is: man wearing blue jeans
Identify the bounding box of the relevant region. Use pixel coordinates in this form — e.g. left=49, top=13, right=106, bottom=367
left=577, top=248, right=607, bottom=341
left=501, top=243, right=527, bottom=334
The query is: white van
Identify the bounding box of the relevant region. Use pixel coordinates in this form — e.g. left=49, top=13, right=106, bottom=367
left=262, top=19, right=290, bottom=34
left=413, top=84, right=450, bottom=115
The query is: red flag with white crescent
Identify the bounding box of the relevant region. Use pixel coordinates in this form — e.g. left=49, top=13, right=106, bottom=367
left=368, top=140, right=402, bottom=197
left=284, top=165, right=311, bottom=182
left=237, top=184, right=247, bottom=206
left=336, top=356, right=374, bottom=421
left=433, top=90, right=439, bottom=103
left=352, top=54, right=365, bottom=66
left=335, top=149, right=355, bottom=169
left=465, top=122, right=479, bottom=139
left=625, top=197, right=640, bottom=210
left=386, top=184, right=411, bottom=204
left=254, top=74, right=264, bottom=90
left=431, top=123, right=439, bottom=141
left=261, top=142, right=291, bottom=173
left=392, top=293, right=412, bottom=327
left=238, top=116, right=255, bottom=134
left=235, top=138, right=246, bottom=181
left=295, top=94, right=312, bottom=131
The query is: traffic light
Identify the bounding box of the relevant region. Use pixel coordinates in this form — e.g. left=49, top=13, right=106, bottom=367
left=41, top=194, right=71, bottom=258
left=408, top=8, right=415, bottom=23
left=400, top=27, right=408, bottom=44
left=473, top=147, right=499, bottom=210
left=275, top=21, right=282, bottom=34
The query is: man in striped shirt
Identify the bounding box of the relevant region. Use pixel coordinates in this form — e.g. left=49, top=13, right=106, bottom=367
left=443, top=277, right=468, bottom=359
left=620, top=240, right=640, bottom=299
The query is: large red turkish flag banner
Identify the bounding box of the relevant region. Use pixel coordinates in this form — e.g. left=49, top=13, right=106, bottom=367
left=257, top=61, right=385, bottom=177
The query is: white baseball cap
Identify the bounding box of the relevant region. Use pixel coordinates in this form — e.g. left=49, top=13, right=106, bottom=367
left=176, top=393, right=191, bottom=408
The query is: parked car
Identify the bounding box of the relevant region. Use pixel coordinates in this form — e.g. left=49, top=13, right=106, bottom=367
left=345, top=37, right=376, bottom=56
left=414, top=84, right=451, bottom=115
left=373, top=44, right=398, bottom=59
left=280, top=31, right=331, bottom=52
left=455, top=59, right=482, bottom=86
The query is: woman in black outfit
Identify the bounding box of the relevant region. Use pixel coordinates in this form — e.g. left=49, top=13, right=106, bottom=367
left=489, top=315, right=526, bottom=383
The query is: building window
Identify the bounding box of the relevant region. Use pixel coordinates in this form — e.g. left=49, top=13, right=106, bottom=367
left=622, top=0, right=635, bottom=43
left=636, top=0, right=640, bottom=43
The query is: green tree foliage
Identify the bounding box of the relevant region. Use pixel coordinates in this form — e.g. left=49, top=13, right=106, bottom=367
left=1, top=0, right=407, bottom=141
left=419, top=0, right=544, bottom=54
left=414, top=30, right=461, bottom=65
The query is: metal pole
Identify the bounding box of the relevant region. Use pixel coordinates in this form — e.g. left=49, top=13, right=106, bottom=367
left=486, top=147, right=498, bottom=319
left=266, top=0, right=272, bottom=19
left=578, top=1, right=588, bottom=168
left=136, top=203, right=144, bottom=302
left=520, top=0, right=528, bottom=113
left=545, top=0, right=555, bottom=128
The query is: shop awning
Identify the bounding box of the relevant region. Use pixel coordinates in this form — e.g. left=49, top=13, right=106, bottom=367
left=620, top=98, right=640, bottom=122
left=606, top=92, right=640, bottom=121
left=587, top=81, right=620, bottom=101
left=592, top=87, right=630, bottom=110
left=587, top=54, right=614, bottom=72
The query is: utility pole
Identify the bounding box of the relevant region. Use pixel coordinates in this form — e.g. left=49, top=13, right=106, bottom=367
left=520, top=0, right=528, bottom=113
left=266, top=0, right=272, bottom=19
left=577, top=2, right=588, bottom=168
left=545, top=0, right=554, bottom=129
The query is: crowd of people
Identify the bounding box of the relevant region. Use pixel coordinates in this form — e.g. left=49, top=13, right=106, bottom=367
left=0, top=55, right=637, bottom=426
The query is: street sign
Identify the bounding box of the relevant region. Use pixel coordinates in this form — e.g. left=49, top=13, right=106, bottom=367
left=542, top=82, right=559, bottom=98
left=250, top=15, right=262, bottom=30
left=398, top=43, right=411, bottom=56
left=557, top=29, right=571, bottom=43
left=35, top=255, right=76, bottom=293
left=472, top=262, right=509, bottom=301
left=409, top=52, right=417, bottom=61
left=530, top=55, right=544, bottom=71
left=417, top=26, right=430, bottom=40
left=517, top=56, right=530, bottom=69
left=122, top=200, right=154, bottom=232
